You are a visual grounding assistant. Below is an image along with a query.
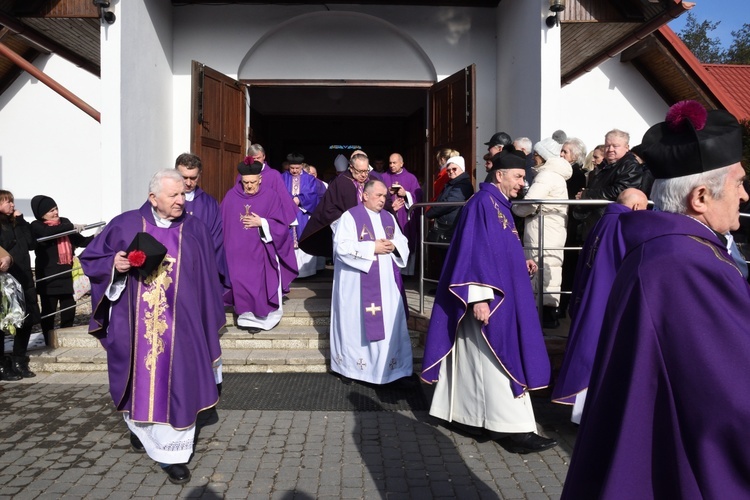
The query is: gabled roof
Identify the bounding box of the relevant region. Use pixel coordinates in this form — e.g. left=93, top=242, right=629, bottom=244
left=703, top=64, right=750, bottom=121
left=620, top=24, right=747, bottom=121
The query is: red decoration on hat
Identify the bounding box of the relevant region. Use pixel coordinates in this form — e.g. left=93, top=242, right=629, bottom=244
left=127, top=250, right=147, bottom=268
left=665, top=100, right=708, bottom=132
left=243, top=155, right=254, bottom=165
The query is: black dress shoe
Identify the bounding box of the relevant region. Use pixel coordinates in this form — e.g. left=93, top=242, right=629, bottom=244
left=163, top=463, right=191, bottom=485
left=130, top=433, right=145, bottom=453
left=0, top=356, right=22, bottom=381
left=496, top=432, right=557, bottom=454
left=11, top=356, right=35, bottom=378
left=238, top=325, right=261, bottom=333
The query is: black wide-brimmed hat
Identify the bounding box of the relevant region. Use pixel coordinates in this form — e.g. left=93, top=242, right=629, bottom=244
left=639, top=100, right=742, bottom=179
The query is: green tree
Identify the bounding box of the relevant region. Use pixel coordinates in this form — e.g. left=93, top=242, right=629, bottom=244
left=725, top=23, right=750, bottom=64
left=678, top=13, right=725, bottom=63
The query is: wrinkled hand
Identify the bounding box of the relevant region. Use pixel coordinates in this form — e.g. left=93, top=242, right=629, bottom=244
left=473, top=302, right=490, bottom=326
left=0, top=255, right=12, bottom=272
left=74, top=224, right=86, bottom=233
left=114, top=251, right=131, bottom=273
left=374, top=238, right=394, bottom=255
left=526, top=259, right=538, bottom=276
left=392, top=198, right=405, bottom=212
left=241, top=212, right=262, bottom=229
left=396, top=187, right=406, bottom=197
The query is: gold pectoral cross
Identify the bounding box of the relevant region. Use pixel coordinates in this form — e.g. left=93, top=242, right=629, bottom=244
left=365, top=303, right=382, bottom=316
left=241, top=204, right=252, bottom=229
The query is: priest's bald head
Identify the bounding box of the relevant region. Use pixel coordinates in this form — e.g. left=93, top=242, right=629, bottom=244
left=641, top=100, right=747, bottom=234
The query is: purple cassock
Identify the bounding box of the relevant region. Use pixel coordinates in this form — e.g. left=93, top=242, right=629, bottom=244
left=221, top=178, right=298, bottom=318
left=79, top=203, right=224, bottom=429
left=380, top=169, right=422, bottom=253
left=184, top=186, right=230, bottom=289
left=420, top=183, right=551, bottom=396
left=551, top=202, right=629, bottom=405
left=299, top=170, right=387, bottom=258
left=562, top=210, right=750, bottom=499
left=281, top=171, right=320, bottom=245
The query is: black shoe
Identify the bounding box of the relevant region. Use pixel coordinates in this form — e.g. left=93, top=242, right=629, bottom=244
left=0, top=356, right=22, bottom=381
left=446, top=421, right=483, bottom=437
left=238, top=325, right=261, bottom=333
left=162, top=463, right=191, bottom=485
left=130, top=433, right=145, bottom=453
left=391, top=374, right=420, bottom=390
left=11, top=356, right=35, bottom=378
left=496, top=432, right=558, bottom=454
left=542, top=307, right=560, bottom=329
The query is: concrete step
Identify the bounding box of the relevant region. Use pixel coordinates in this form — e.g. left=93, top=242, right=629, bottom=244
left=28, top=344, right=425, bottom=374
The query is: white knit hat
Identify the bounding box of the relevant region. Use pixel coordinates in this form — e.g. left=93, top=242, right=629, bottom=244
left=446, top=156, right=465, bottom=172
left=534, top=137, right=563, bottom=162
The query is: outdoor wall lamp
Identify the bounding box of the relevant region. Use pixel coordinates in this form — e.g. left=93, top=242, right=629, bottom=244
left=93, top=0, right=116, bottom=25
left=546, top=0, right=566, bottom=28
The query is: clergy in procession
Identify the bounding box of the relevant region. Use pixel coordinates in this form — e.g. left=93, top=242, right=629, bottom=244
left=79, top=169, right=224, bottom=485
left=562, top=102, right=750, bottom=499
left=221, top=159, right=298, bottom=333
left=299, top=151, right=391, bottom=258
left=174, top=153, right=229, bottom=289
left=330, top=179, right=412, bottom=385
left=551, top=188, right=648, bottom=423
left=421, top=148, right=557, bottom=454
left=380, top=152, right=422, bottom=275
left=246, top=144, right=299, bottom=293
left=281, top=153, right=321, bottom=277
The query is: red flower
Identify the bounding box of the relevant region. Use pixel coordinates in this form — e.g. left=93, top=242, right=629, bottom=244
left=127, top=250, right=147, bottom=268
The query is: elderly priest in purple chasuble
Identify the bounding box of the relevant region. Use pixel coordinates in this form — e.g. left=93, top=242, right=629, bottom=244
left=562, top=101, right=750, bottom=499
left=281, top=153, right=321, bottom=278
left=80, top=169, right=224, bottom=485
left=221, top=159, right=298, bottom=332
left=330, top=179, right=413, bottom=385
left=421, top=148, right=557, bottom=455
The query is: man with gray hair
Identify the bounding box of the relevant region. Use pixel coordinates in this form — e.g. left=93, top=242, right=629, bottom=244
left=80, top=169, right=224, bottom=485
left=573, top=128, right=646, bottom=239
left=563, top=101, right=750, bottom=498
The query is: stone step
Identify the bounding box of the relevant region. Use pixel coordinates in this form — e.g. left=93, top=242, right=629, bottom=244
left=28, top=345, right=425, bottom=374
left=55, top=325, right=423, bottom=350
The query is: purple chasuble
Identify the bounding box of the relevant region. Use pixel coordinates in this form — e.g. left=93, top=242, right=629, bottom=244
left=348, top=204, right=407, bottom=341
left=221, top=179, right=298, bottom=317
left=420, top=183, right=550, bottom=396
left=80, top=203, right=224, bottom=429
left=562, top=210, right=750, bottom=499
left=380, top=169, right=422, bottom=253
left=184, top=187, right=230, bottom=289
left=282, top=171, right=320, bottom=247
left=552, top=202, right=629, bottom=405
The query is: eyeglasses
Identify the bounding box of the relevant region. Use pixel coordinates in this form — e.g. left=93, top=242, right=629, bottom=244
left=446, top=168, right=459, bottom=173
left=350, top=167, right=369, bottom=175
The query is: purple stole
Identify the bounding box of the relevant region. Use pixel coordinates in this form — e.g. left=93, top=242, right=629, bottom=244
left=130, top=222, right=181, bottom=423
left=349, top=204, right=404, bottom=342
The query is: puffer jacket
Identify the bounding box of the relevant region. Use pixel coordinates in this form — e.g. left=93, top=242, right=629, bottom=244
left=512, top=157, right=572, bottom=306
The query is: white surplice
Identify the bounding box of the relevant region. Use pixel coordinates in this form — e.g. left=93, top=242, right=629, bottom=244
left=330, top=207, right=412, bottom=384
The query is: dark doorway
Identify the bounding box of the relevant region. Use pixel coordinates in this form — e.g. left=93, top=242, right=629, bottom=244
left=248, top=85, right=429, bottom=185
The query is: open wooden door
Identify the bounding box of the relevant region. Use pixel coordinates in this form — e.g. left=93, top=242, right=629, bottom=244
left=428, top=65, right=476, bottom=198
left=190, top=61, right=247, bottom=203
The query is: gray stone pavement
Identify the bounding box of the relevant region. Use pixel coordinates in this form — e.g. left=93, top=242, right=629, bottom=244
left=0, top=372, right=577, bottom=499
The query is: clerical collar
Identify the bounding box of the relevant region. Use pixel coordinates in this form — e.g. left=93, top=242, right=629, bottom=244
left=151, top=208, right=173, bottom=228
left=683, top=214, right=727, bottom=247
left=185, top=190, right=195, bottom=202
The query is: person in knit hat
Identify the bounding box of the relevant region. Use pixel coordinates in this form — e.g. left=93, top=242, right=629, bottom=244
left=512, top=142, right=572, bottom=329
left=563, top=101, right=750, bottom=499
left=29, top=196, right=94, bottom=347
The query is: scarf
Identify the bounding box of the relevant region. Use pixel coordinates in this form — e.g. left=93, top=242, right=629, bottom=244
left=45, top=219, right=74, bottom=265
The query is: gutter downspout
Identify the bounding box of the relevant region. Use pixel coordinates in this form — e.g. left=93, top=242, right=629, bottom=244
left=0, top=41, right=100, bottom=122
left=561, top=0, right=695, bottom=86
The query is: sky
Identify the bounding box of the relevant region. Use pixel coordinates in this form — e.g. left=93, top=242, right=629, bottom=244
left=668, top=0, right=746, bottom=49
